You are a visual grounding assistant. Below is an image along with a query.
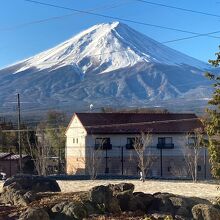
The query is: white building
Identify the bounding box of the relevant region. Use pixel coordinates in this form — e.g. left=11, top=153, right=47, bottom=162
left=65, top=113, right=211, bottom=179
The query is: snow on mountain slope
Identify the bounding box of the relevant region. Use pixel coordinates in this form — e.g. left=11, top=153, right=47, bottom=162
left=0, top=22, right=212, bottom=114
left=12, top=21, right=209, bottom=75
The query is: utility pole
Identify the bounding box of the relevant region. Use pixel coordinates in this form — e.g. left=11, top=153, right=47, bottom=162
left=105, top=146, right=109, bottom=174
left=160, top=148, right=163, bottom=177
left=121, top=146, right=124, bottom=175
left=17, top=93, right=22, bottom=173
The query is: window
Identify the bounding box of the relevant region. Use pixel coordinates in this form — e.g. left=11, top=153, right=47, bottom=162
left=197, top=165, right=201, bottom=172
left=73, top=138, right=78, bottom=144
left=157, top=137, right=174, bottom=149
left=188, top=137, right=196, bottom=145
left=95, top=138, right=112, bottom=150
left=126, top=138, right=135, bottom=149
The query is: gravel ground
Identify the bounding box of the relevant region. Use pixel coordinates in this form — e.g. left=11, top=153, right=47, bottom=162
left=1, top=179, right=219, bottom=200
left=57, top=179, right=220, bottom=200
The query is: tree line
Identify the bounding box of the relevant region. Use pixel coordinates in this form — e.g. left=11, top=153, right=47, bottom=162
left=0, top=111, right=66, bottom=175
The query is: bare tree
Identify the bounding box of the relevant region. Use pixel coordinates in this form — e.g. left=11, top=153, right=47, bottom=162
left=85, top=146, right=102, bottom=179
left=170, top=163, right=188, bottom=178
left=76, top=138, right=103, bottom=179
left=184, top=128, right=204, bottom=182
left=133, top=131, right=154, bottom=182
left=27, top=124, right=52, bottom=176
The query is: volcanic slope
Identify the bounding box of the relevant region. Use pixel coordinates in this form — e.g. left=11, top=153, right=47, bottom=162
left=0, top=21, right=211, bottom=112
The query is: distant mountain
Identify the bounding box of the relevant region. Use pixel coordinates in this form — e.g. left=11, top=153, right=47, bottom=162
left=0, top=22, right=212, bottom=115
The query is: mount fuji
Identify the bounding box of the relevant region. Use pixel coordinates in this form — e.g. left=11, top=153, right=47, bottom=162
left=0, top=22, right=212, bottom=114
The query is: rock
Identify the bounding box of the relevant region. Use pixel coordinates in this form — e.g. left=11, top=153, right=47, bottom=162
left=83, top=200, right=101, bottom=215
left=116, top=190, right=134, bottom=211
left=1, top=175, right=59, bottom=206
left=175, top=206, right=191, bottom=218
left=19, top=207, right=50, bottom=220
left=187, top=197, right=211, bottom=209
left=169, top=196, right=189, bottom=208
left=169, top=196, right=191, bottom=218
left=89, top=185, right=113, bottom=205
left=89, top=185, right=121, bottom=213
left=23, top=191, right=37, bottom=203
left=1, top=184, right=29, bottom=206
left=107, top=197, right=121, bottom=214
left=109, top=183, right=134, bottom=196
left=128, top=196, right=146, bottom=212
left=128, top=192, right=154, bottom=212
left=133, top=192, right=154, bottom=207
left=148, top=196, right=175, bottom=216
left=154, top=194, right=211, bottom=218
left=4, top=175, right=60, bottom=193
left=174, top=215, right=190, bottom=220
left=151, top=213, right=174, bottom=220
left=153, top=192, right=175, bottom=199
left=192, top=204, right=220, bottom=220
left=51, top=201, right=87, bottom=220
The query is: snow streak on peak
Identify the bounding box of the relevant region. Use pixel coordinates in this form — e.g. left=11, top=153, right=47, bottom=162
left=13, top=21, right=209, bottom=74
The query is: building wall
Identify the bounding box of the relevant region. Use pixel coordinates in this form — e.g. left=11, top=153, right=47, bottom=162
left=65, top=123, right=211, bottom=178
left=0, top=158, right=31, bottom=178
left=65, top=115, right=87, bottom=174
left=85, top=133, right=211, bottom=179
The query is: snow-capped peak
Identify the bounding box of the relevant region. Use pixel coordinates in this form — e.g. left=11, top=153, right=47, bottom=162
left=13, top=21, right=209, bottom=74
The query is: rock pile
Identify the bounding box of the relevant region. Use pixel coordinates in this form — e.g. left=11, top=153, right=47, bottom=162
left=1, top=175, right=60, bottom=206
left=0, top=178, right=220, bottom=220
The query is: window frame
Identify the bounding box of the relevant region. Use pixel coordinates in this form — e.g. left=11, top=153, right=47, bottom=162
left=157, top=137, right=174, bottom=149
left=188, top=136, right=197, bottom=145
left=95, top=137, right=112, bottom=150
left=126, top=137, right=135, bottom=150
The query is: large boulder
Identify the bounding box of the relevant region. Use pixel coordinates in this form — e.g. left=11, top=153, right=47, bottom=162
left=192, top=204, right=220, bottom=220
left=128, top=192, right=155, bottom=212
left=175, top=206, right=191, bottom=219
left=148, top=193, right=176, bottom=216
left=108, top=183, right=134, bottom=196
left=4, top=175, right=60, bottom=192
left=51, top=201, right=88, bottom=220
left=116, top=190, right=134, bottom=211
left=89, top=185, right=121, bottom=214
left=186, top=197, right=211, bottom=209
left=1, top=175, right=60, bottom=206
left=108, top=183, right=135, bottom=212
left=151, top=192, right=212, bottom=219
left=0, top=182, right=37, bottom=206
left=19, top=207, right=50, bottom=220
left=89, top=185, right=113, bottom=205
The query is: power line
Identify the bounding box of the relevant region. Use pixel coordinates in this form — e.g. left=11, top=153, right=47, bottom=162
left=133, top=0, right=220, bottom=19
left=23, top=0, right=219, bottom=38
left=162, top=30, right=220, bottom=44
left=0, top=0, right=218, bottom=59
left=0, top=1, right=126, bottom=32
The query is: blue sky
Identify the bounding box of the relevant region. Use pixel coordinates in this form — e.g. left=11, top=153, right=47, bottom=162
left=0, top=0, right=220, bottom=69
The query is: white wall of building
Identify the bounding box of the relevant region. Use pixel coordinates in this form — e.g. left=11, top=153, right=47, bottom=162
left=85, top=133, right=198, bottom=156
left=66, top=115, right=87, bottom=157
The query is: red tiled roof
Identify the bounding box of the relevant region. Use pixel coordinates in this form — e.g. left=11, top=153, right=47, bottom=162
left=75, top=113, right=203, bottom=134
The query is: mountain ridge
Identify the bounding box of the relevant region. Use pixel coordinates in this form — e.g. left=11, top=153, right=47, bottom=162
left=0, top=21, right=212, bottom=114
